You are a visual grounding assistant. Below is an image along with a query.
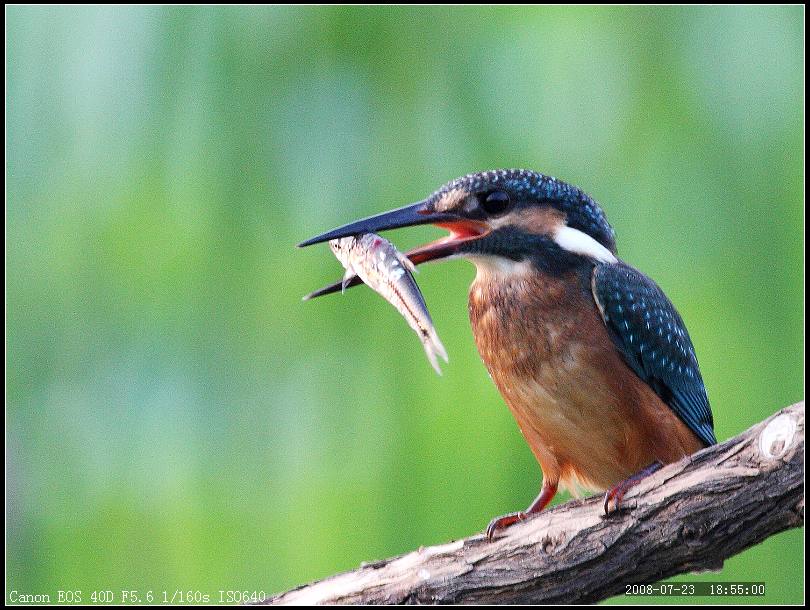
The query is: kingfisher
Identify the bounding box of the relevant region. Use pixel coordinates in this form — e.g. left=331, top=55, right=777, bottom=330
left=299, top=169, right=716, bottom=539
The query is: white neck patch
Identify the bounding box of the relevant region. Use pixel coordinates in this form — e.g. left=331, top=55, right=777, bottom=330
left=553, top=225, right=617, bottom=264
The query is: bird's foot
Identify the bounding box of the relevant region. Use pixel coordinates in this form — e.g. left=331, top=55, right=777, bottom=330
left=485, top=511, right=527, bottom=541
left=485, top=482, right=558, bottom=541
left=603, top=460, right=664, bottom=514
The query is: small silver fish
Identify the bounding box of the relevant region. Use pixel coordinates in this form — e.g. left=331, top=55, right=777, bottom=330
left=329, top=233, right=449, bottom=374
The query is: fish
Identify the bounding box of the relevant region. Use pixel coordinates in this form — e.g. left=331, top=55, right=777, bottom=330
left=324, top=232, right=449, bottom=375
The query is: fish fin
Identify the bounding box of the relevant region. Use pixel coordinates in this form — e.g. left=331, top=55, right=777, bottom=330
left=397, top=251, right=417, bottom=274
left=341, top=268, right=356, bottom=294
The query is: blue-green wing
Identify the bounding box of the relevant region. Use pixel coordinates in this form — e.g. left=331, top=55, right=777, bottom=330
left=592, top=263, right=716, bottom=447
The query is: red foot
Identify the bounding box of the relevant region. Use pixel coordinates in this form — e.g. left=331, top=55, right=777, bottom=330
left=485, top=482, right=557, bottom=541
left=603, top=461, right=664, bottom=514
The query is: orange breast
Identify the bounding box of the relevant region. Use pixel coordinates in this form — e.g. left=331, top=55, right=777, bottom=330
left=468, top=266, right=704, bottom=495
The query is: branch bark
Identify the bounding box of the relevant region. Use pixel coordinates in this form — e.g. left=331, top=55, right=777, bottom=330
left=263, top=401, right=804, bottom=605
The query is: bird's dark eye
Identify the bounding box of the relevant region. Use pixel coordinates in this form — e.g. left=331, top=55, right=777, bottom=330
left=482, top=191, right=511, bottom=215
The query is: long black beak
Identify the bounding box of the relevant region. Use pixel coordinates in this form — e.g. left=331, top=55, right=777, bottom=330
left=299, top=198, right=488, bottom=300
left=297, top=199, right=454, bottom=247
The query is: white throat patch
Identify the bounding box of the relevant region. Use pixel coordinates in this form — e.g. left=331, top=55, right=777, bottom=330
left=468, top=255, right=534, bottom=281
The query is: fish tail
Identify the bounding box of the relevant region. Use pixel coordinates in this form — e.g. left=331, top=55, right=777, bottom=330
left=428, top=327, right=449, bottom=363
left=423, top=342, right=443, bottom=375
left=421, top=326, right=448, bottom=375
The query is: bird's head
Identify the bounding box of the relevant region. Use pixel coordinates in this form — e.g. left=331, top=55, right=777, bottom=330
left=299, top=169, right=617, bottom=280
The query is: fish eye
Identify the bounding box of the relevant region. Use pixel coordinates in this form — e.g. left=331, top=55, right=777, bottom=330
left=481, top=190, right=511, bottom=215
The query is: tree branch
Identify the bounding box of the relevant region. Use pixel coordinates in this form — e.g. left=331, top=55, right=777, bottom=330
left=263, top=402, right=804, bottom=605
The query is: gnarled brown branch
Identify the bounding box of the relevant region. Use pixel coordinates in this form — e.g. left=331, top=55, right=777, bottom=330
left=263, top=402, right=804, bottom=605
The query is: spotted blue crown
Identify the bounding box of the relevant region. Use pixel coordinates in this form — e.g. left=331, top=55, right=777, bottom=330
left=429, top=169, right=617, bottom=253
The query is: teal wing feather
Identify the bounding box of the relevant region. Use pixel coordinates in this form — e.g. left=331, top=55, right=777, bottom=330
left=592, top=263, right=716, bottom=447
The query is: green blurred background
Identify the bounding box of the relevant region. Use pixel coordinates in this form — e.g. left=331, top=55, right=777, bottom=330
left=6, top=5, right=803, bottom=605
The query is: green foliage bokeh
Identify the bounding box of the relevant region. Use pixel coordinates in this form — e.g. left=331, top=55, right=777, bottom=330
left=7, top=5, right=803, bottom=604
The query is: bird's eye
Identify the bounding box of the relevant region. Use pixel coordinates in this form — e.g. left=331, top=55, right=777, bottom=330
left=482, top=191, right=511, bottom=215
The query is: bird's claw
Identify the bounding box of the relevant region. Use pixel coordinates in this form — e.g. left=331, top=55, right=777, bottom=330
left=603, top=486, right=626, bottom=514
left=603, top=461, right=664, bottom=514
left=485, top=511, right=527, bottom=541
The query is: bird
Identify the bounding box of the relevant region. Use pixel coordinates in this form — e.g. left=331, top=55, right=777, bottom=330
left=299, top=169, right=716, bottom=540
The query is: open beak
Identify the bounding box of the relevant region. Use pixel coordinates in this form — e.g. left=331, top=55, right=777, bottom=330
left=299, top=198, right=489, bottom=300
